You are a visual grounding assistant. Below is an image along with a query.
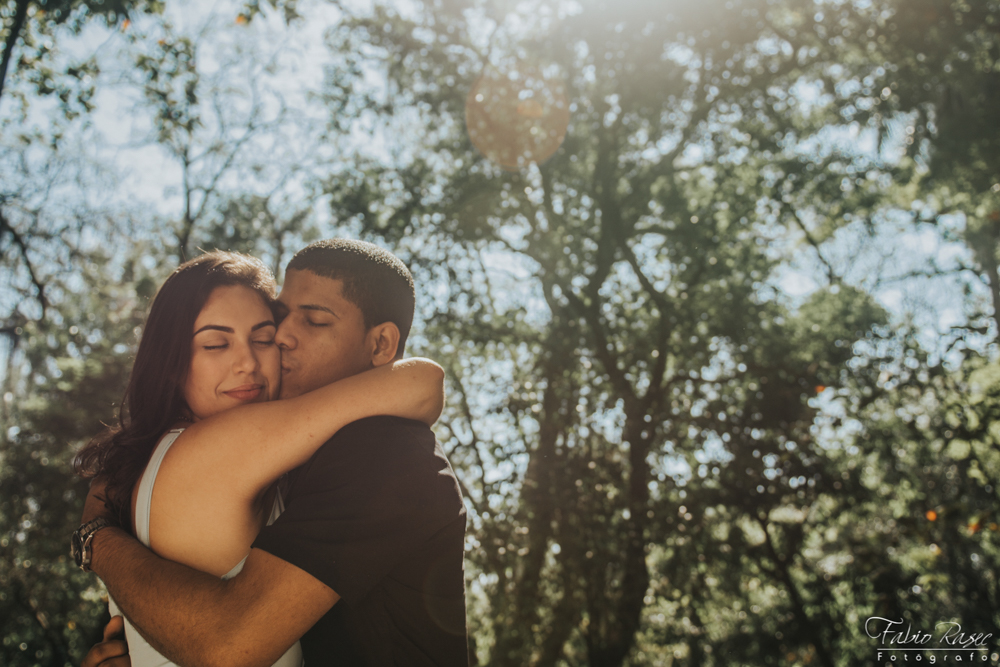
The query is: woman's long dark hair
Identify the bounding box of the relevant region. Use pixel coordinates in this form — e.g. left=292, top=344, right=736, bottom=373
left=75, top=250, right=277, bottom=533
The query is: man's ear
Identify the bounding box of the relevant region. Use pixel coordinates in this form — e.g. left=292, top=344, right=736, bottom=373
left=368, top=322, right=401, bottom=367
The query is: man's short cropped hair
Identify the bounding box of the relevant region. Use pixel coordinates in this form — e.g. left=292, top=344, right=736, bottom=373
left=287, top=239, right=415, bottom=358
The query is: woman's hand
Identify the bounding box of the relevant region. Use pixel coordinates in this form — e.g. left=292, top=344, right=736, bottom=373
left=364, top=357, right=445, bottom=426
left=81, top=615, right=130, bottom=667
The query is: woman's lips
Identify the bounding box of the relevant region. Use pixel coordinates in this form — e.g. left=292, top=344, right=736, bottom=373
left=225, top=384, right=263, bottom=401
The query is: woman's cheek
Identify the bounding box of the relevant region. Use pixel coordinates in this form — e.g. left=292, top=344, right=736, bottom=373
left=265, top=347, right=282, bottom=398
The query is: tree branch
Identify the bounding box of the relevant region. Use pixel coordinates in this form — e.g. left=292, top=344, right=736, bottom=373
left=782, top=202, right=841, bottom=285
left=0, top=207, right=48, bottom=315
left=0, top=0, right=30, bottom=103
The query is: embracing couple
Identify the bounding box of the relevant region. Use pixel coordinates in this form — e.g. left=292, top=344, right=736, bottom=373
left=74, top=239, right=469, bottom=666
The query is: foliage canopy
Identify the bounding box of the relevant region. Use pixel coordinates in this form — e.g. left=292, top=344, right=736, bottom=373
left=1, top=0, right=999, bottom=665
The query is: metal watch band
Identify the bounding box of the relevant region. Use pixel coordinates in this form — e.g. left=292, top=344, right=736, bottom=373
left=71, top=517, right=113, bottom=572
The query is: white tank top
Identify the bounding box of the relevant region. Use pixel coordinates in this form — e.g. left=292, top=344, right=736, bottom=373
left=107, top=429, right=304, bottom=666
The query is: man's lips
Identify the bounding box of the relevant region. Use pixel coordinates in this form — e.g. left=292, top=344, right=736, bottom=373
left=224, top=384, right=263, bottom=401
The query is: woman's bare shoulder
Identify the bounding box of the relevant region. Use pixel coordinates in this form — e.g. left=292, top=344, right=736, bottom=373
left=139, top=428, right=261, bottom=577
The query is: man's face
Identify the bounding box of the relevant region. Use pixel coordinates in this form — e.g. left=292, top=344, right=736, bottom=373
left=274, top=269, right=374, bottom=398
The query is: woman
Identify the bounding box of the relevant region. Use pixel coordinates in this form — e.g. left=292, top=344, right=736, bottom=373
left=76, top=250, right=443, bottom=666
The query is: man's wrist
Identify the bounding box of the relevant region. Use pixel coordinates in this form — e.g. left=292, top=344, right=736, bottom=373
left=71, top=517, right=114, bottom=572
left=87, top=526, right=129, bottom=578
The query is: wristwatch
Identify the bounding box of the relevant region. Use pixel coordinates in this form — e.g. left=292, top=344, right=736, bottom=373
left=71, top=517, right=113, bottom=572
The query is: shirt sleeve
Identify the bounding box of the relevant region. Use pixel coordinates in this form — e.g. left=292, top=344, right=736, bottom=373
left=252, top=417, right=464, bottom=603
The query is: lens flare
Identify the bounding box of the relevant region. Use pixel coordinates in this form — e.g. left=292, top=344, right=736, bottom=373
left=466, top=64, right=569, bottom=171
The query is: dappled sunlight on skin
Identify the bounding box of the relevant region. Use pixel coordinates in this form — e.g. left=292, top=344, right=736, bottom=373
left=465, top=63, right=569, bottom=171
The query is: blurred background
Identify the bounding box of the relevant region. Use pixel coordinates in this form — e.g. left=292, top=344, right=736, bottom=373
left=2, top=0, right=999, bottom=664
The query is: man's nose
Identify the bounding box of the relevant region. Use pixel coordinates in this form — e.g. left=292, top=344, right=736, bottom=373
left=275, top=322, right=296, bottom=350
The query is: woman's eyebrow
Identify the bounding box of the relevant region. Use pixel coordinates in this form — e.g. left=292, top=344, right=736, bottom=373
left=194, top=321, right=276, bottom=335
left=194, top=324, right=234, bottom=335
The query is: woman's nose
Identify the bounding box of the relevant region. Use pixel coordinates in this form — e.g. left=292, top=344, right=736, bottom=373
left=233, top=342, right=261, bottom=373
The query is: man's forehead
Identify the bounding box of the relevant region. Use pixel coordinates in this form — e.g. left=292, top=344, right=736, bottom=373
left=278, top=269, right=346, bottom=304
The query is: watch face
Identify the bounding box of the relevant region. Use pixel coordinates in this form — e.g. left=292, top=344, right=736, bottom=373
left=71, top=529, right=84, bottom=567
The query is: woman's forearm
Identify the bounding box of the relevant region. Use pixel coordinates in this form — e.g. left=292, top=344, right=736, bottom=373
left=172, top=357, right=444, bottom=501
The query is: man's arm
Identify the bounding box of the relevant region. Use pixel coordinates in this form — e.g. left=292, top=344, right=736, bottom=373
left=89, top=528, right=338, bottom=667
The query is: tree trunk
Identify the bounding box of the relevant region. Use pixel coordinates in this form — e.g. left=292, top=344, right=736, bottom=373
left=493, top=318, right=577, bottom=666
left=0, top=0, right=31, bottom=103
left=759, top=518, right=836, bottom=667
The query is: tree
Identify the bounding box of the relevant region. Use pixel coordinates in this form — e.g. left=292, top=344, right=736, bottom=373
left=123, top=14, right=324, bottom=264
left=1, top=0, right=308, bottom=355
left=0, top=0, right=163, bottom=107
left=2, top=0, right=997, bottom=664
left=1, top=4, right=319, bottom=662
left=825, top=0, right=1000, bottom=340
left=0, top=250, right=152, bottom=665
left=850, top=348, right=1000, bottom=651
left=317, top=0, right=921, bottom=663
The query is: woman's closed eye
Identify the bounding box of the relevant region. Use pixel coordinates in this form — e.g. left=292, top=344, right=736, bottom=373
left=253, top=337, right=276, bottom=347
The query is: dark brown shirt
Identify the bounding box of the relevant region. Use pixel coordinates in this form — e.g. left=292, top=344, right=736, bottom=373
left=253, top=416, right=469, bottom=666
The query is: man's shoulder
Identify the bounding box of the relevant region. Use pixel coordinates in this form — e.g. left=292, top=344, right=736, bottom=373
left=333, top=415, right=434, bottom=445
left=323, top=416, right=436, bottom=466
left=287, top=415, right=463, bottom=516
left=299, top=416, right=447, bottom=483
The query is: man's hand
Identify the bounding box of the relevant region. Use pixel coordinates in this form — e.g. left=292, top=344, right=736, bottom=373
left=81, top=615, right=130, bottom=667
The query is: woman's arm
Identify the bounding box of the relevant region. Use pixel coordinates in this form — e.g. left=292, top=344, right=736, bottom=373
left=168, top=357, right=444, bottom=504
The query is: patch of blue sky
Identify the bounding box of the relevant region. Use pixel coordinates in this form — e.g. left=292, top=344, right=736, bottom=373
left=753, top=99, right=982, bottom=361
left=72, top=0, right=335, bottom=219
left=810, top=387, right=865, bottom=453
left=655, top=449, right=693, bottom=489
left=697, top=430, right=733, bottom=465
left=630, top=234, right=672, bottom=287
left=775, top=202, right=984, bottom=361
left=589, top=398, right=627, bottom=448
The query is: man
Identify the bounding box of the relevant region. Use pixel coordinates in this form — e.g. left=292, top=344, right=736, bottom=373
left=77, top=240, right=469, bottom=666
